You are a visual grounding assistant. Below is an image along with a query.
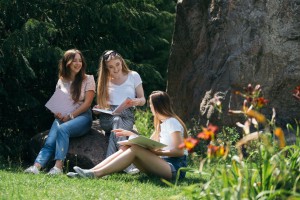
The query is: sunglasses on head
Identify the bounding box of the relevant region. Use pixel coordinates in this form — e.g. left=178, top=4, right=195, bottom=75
left=102, top=50, right=120, bottom=61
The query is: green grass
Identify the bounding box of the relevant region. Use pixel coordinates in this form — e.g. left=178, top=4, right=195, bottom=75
left=0, top=165, right=205, bottom=200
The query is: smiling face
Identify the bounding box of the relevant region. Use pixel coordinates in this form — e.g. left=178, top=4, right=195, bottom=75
left=105, top=57, right=123, bottom=79
left=68, top=53, right=82, bottom=76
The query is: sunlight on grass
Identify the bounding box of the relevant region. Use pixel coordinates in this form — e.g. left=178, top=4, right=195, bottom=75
left=0, top=169, right=202, bottom=200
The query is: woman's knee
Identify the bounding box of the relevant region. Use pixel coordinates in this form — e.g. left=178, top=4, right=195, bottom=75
left=56, top=125, right=69, bottom=137
left=129, top=145, right=144, bottom=153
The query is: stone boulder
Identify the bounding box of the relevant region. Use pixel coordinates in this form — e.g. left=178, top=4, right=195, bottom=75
left=26, top=120, right=109, bottom=170
left=167, top=0, right=300, bottom=129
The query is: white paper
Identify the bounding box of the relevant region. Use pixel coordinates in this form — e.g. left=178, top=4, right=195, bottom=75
left=45, top=89, right=79, bottom=116
left=92, top=97, right=132, bottom=115
left=118, top=135, right=167, bottom=150
left=92, top=108, right=113, bottom=115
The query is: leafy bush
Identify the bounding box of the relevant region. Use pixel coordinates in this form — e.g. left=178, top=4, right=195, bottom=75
left=134, top=108, right=153, bottom=137
left=176, top=84, right=300, bottom=199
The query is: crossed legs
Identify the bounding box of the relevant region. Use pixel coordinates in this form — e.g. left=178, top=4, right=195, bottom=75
left=86, top=145, right=172, bottom=179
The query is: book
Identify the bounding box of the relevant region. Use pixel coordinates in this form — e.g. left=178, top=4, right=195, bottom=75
left=92, top=97, right=132, bottom=115
left=118, top=135, right=167, bottom=150
left=45, top=89, right=79, bottom=116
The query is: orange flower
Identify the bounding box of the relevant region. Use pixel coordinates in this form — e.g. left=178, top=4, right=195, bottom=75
left=245, top=108, right=266, bottom=124
left=179, top=137, right=198, bottom=152
left=197, top=124, right=218, bottom=140
left=293, top=86, right=300, bottom=100
left=274, top=127, right=286, bottom=148
left=236, top=84, right=266, bottom=107
left=255, top=97, right=269, bottom=108
left=207, top=144, right=225, bottom=158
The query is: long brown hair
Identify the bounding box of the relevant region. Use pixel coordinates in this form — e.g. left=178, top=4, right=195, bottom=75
left=58, top=49, right=86, bottom=102
left=149, top=91, right=188, bottom=140
left=97, top=50, right=130, bottom=108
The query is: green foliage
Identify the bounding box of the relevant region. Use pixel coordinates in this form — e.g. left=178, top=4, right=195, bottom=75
left=217, top=126, right=240, bottom=159
left=177, top=138, right=300, bottom=199
left=134, top=108, right=154, bottom=137
left=176, top=84, right=300, bottom=199
left=286, top=120, right=300, bottom=146
left=187, top=118, right=209, bottom=157
left=187, top=120, right=239, bottom=161
left=0, top=0, right=176, bottom=159
left=129, top=62, right=165, bottom=98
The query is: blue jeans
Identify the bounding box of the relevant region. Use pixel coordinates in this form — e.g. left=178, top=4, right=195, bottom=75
left=35, top=110, right=92, bottom=167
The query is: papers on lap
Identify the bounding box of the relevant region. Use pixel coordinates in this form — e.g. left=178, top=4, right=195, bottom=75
left=118, top=135, right=167, bottom=150
left=92, top=97, right=132, bottom=115
left=45, top=89, right=78, bottom=116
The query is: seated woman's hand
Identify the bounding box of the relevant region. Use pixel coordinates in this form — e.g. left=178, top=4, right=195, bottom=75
left=54, top=113, right=63, bottom=121
left=113, top=129, right=136, bottom=137
left=149, top=149, right=163, bottom=155
left=92, top=105, right=100, bottom=115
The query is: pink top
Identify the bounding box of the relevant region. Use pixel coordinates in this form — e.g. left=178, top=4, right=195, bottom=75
left=56, top=74, right=95, bottom=106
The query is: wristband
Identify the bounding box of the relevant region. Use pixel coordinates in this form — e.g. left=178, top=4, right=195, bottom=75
left=68, top=113, right=74, bottom=119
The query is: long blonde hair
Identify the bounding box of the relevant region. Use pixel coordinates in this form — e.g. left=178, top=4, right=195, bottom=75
left=58, top=49, right=86, bottom=102
left=96, top=50, right=130, bottom=108
left=149, top=91, right=188, bottom=141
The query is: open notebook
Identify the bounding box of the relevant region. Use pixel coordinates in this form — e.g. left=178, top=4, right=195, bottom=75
left=45, top=89, right=79, bottom=116
left=118, top=135, right=167, bottom=150
left=92, top=97, right=132, bottom=115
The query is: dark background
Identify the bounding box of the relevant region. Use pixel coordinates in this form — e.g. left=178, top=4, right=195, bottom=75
left=0, top=0, right=176, bottom=161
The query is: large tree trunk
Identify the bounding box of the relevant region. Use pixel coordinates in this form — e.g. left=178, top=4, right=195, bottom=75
left=167, top=0, right=300, bottom=129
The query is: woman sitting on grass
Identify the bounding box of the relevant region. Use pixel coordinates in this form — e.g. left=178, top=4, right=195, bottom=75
left=70, top=91, right=188, bottom=180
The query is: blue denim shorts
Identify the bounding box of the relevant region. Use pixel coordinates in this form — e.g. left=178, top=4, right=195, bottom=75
left=163, top=155, right=187, bottom=180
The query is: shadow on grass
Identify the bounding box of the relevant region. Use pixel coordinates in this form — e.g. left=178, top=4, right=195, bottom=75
left=103, top=170, right=206, bottom=187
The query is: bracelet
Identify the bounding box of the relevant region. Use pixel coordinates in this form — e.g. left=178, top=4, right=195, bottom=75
left=68, top=113, right=74, bottom=119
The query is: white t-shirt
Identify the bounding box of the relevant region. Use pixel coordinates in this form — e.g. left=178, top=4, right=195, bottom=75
left=160, top=117, right=188, bottom=156
left=108, top=71, right=142, bottom=105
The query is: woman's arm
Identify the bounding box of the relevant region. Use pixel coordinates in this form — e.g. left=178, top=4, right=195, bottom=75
left=153, top=131, right=185, bottom=157
left=113, top=129, right=138, bottom=138
left=131, top=84, right=146, bottom=106
left=61, top=90, right=95, bottom=122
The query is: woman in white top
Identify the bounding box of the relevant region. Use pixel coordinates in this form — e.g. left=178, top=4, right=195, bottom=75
left=25, top=49, right=95, bottom=175
left=73, top=91, right=188, bottom=180
left=94, top=50, right=146, bottom=161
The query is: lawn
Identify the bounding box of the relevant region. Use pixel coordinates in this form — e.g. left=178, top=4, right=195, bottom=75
left=0, top=165, right=204, bottom=200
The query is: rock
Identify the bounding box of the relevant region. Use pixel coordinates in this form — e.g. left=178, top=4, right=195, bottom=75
left=167, top=0, right=300, bottom=131
left=26, top=120, right=109, bottom=170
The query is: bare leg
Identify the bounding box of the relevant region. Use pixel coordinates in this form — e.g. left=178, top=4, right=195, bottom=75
left=91, top=146, right=129, bottom=171
left=33, top=163, right=42, bottom=170
left=54, top=160, right=63, bottom=169
left=93, top=145, right=172, bottom=179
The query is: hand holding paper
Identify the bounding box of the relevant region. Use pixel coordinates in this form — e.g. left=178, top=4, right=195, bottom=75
left=92, top=97, right=132, bottom=115
left=45, top=89, right=79, bottom=117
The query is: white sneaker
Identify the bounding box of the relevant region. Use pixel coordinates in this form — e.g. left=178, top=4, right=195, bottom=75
left=47, top=166, right=62, bottom=175
left=126, top=168, right=140, bottom=175
left=73, top=166, right=95, bottom=178
left=24, top=166, right=40, bottom=174
left=123, top=164, right=140, bottom=175
left=66, top=172, right=79, bottom=178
